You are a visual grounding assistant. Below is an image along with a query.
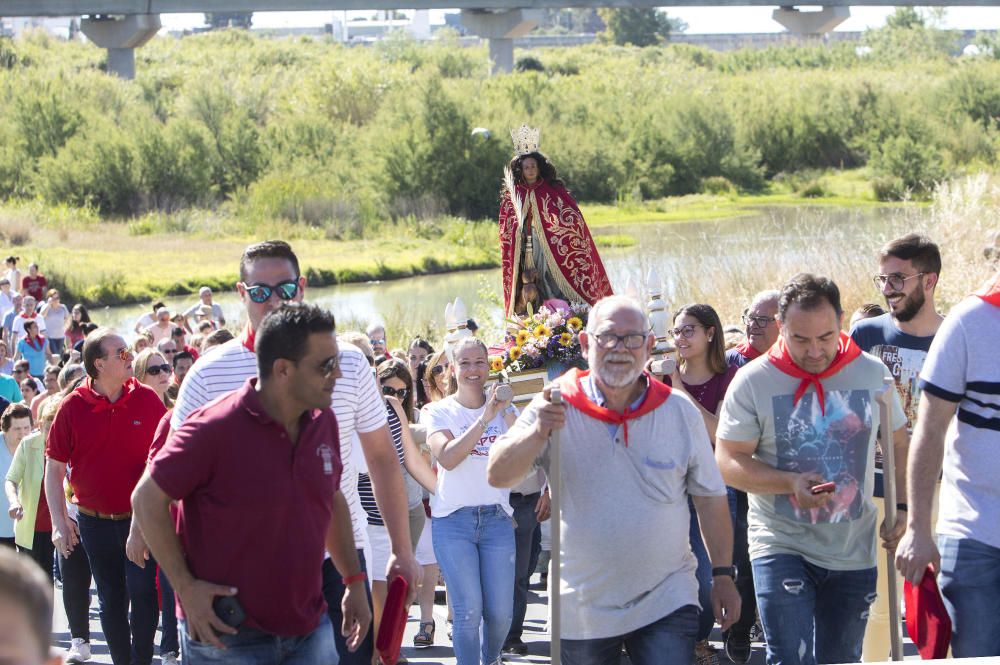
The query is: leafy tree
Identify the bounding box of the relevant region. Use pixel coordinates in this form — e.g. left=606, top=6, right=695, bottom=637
left=598, top=8, right=680, bottom=47
left=885, top=7, right=924, bottom=30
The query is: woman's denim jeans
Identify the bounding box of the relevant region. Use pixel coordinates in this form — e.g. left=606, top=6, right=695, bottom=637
left=939, top=534, right=1000, bottom=657
left=433, top=505, right=515, bottom=665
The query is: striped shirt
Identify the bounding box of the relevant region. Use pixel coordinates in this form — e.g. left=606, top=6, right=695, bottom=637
left=358, top=401, right=405, bottom=527
left=171, top=337, right=387, bottom=547
left=919, top=296, right=1000, bottom=549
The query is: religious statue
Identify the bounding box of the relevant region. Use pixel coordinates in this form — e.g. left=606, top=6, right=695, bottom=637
left=499, top=125, right=614, bottom=318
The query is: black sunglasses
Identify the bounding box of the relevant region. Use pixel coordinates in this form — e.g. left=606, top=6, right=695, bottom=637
left=145, top=364, right=171, bottom=376
left=382, top=385, right=408, bottom=399
left=241, top=280, right=299, bottom=304
left=430, top=363, right=449, bottom=376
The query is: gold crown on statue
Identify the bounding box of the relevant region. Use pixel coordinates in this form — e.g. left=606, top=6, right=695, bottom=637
left=510, top=124, right=541, bottom=156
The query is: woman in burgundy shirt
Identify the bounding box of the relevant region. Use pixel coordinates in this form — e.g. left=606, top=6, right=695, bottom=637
left=667, top=303, right=738, bottom=665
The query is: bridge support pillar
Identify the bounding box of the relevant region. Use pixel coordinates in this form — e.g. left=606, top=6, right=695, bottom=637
left=772, top=6, right=850, bottom=34
left=81, top=14, right=161, bottom=79
left=460, top=9, right=541, bottom=74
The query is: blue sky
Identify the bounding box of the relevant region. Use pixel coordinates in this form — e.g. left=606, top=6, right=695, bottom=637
left=160, top=7, right=999, bottom=34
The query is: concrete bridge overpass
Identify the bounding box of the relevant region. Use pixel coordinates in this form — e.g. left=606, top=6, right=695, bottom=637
left=1, top=0, right=996, bottom=77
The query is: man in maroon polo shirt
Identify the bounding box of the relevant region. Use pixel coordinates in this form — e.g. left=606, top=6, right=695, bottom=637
left=132, top=303, right=371, bottom=663
left=44, top=328, right=166, bottom=665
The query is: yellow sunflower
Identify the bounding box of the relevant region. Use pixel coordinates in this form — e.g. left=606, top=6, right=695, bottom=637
left=533, top=324, right=552, bottom=338
left=559, top=332, right=574, bottom=347
left=567, top=317, right=584, bottom=332
left=508, top=346, right=523, bottom=361
left=515, top=330, right=531, bottom=346
left=490, top=356, right=505, bottom=372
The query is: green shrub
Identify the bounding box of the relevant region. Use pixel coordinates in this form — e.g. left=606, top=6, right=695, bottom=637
left=870, top=133, right=945, bottom=198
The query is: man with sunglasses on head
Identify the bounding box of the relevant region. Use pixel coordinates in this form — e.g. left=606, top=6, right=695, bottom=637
left=172, top=240, right=420, bottom=665
left=848, top=233, right=943, bottom=660
left=44, top=327, right=166, bottom=665
left=489, top=295, right=740, bottom=665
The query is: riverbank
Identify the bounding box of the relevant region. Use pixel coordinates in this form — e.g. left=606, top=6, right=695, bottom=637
left=0, top=169, right=919, bottom=308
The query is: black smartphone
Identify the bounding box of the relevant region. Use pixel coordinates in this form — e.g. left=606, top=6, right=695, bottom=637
left=213, top=595, right=246, bottom=628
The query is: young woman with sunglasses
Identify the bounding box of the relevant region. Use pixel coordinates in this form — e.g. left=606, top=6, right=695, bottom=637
left=663, top=303, right=739, bottom=665
left=422, top=337, right=517, bottom=665
left=133, top=349, right=174, bottom=408
left=357, top=358, right=436, bottom=652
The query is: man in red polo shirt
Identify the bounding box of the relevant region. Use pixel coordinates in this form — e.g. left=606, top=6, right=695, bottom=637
left=44, top=328, right=166, bottom=665
left=132, top=303, right=371, bottom=663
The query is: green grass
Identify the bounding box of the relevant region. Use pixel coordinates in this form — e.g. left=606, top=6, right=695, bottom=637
left=0, top=167, right=931, bottom=307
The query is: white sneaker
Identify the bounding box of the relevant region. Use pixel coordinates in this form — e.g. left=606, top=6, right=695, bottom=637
left=162, top=652, right=180, bottom=665
left=66, top=639, right=91, bottom=663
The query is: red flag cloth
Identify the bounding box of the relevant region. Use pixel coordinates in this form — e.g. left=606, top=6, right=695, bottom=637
left=499, top=180, right=613, bottom=318
left=734, top=340, right=761, bottom=361
left=376, top=576, right=410, bottom=665
left=558, top=368, right=671, bottom=447
left=241, top=325, right=256, bottom=354
left=974, top=272, right=1000, bottom=307
left=904, top=567, right=952, bottom=660
left=766, top=332, right=862, bottom=416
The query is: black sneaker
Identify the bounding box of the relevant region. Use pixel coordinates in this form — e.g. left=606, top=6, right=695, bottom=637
left=502, top=638, right=529, bottom=656
left=724, top=629, right=752, bottom=664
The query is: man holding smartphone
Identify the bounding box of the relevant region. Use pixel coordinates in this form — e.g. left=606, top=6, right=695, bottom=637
left=716, top=274, right=909, bottom=665
left=133, top=303, right=371, bottom=663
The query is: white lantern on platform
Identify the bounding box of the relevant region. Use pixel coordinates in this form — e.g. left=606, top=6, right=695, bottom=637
left=646, top=267, right=670, bottom=353
left=444, top=297, right=473, bottom=360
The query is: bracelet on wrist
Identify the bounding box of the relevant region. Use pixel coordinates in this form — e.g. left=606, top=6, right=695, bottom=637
left=896, top=503, right=908, bottom=512
left=342, top=571, right=367, bottom=586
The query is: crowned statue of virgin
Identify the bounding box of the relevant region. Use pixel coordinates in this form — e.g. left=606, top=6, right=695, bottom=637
left=499, top=125, right=614, bottom=319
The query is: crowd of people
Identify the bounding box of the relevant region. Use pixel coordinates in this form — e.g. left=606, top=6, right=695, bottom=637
left=0, top=229, right=997, bottom=665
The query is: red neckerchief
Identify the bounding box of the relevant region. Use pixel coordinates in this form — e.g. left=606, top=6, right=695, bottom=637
left=241, top=325, right=256, bottom=354
left=767, top=332, right=862, bottom=415
left=974, top=272, right=1000, bottom=308
left=558, top=368, right=671, bottom=446
left=24, top=335, right=45, bottom=351
left=734, top=339, right=761, bottom=361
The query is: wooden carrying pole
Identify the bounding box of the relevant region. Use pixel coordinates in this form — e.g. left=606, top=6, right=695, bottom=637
left=876, top=379, right=904, bottom=661
left=549, top=386, right=562, bottom=665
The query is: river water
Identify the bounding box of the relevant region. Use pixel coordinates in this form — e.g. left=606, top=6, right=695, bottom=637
left=98, top=205, right=912, bottom=343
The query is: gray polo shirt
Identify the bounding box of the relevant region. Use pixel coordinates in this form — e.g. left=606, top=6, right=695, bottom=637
left=495, top=381, right=725, bottom=640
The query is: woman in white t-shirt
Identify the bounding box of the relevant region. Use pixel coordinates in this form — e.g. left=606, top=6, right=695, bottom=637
left=423, top=337, right=517, bottom=665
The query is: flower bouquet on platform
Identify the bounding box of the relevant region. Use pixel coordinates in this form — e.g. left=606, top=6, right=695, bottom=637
left=491, top=300, right=590, bottom=377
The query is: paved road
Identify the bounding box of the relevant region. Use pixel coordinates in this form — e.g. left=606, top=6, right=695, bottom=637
left=53, top=571, right=923, bottom=664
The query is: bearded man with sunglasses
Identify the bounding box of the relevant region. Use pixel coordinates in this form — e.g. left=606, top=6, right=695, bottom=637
left=172, top=240, right=420, bottom=665
left=44, top=327, right=167, bottom=665
left=489, top=295, right=741, bottom=665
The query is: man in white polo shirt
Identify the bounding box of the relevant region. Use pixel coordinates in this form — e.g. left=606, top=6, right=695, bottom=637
left=488, top=295, right=740, bottom=665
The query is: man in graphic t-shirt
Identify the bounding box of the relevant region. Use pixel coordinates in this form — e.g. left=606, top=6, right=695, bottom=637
left=850, top=233, right=943, bottom=660
left=716, top=274, right=909, bottom=665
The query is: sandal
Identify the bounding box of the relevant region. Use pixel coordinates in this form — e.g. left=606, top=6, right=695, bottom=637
left=413, top=620, right=435, bottom=648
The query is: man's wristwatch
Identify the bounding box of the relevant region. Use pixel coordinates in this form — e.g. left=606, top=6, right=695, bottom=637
left=712, top=566, right=737, bottom=580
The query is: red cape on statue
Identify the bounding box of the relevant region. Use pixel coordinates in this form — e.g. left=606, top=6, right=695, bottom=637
left=499, top=179, right=613, bottom=317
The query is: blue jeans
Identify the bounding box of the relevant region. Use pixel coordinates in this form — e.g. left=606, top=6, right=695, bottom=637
left=321, top=552, right=373, bottom=665
left=562, top=604, right=699, bottom=665
left=433, top=505, right=515, bottom=665
left=59, top=536, right=93, bottom=642
left=726, top=488, right=757, bottom=636
left=159, top=568, right=180, bottom=655
left=48, top=337, right=65, bottom=354
left=508, top=491, right=542, bottom=643
left=938, top=534, right=1000, bottom=657
left=181, top=614, right=337, bottom=665
left=77, top=513, right=159, bottom=665
left=752, top=554, right=876, bottom=665
left=688, top=498, right=713, bottom=641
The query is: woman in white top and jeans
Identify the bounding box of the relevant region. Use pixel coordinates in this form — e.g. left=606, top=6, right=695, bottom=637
left=423, top=337, right=517, bottom=665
